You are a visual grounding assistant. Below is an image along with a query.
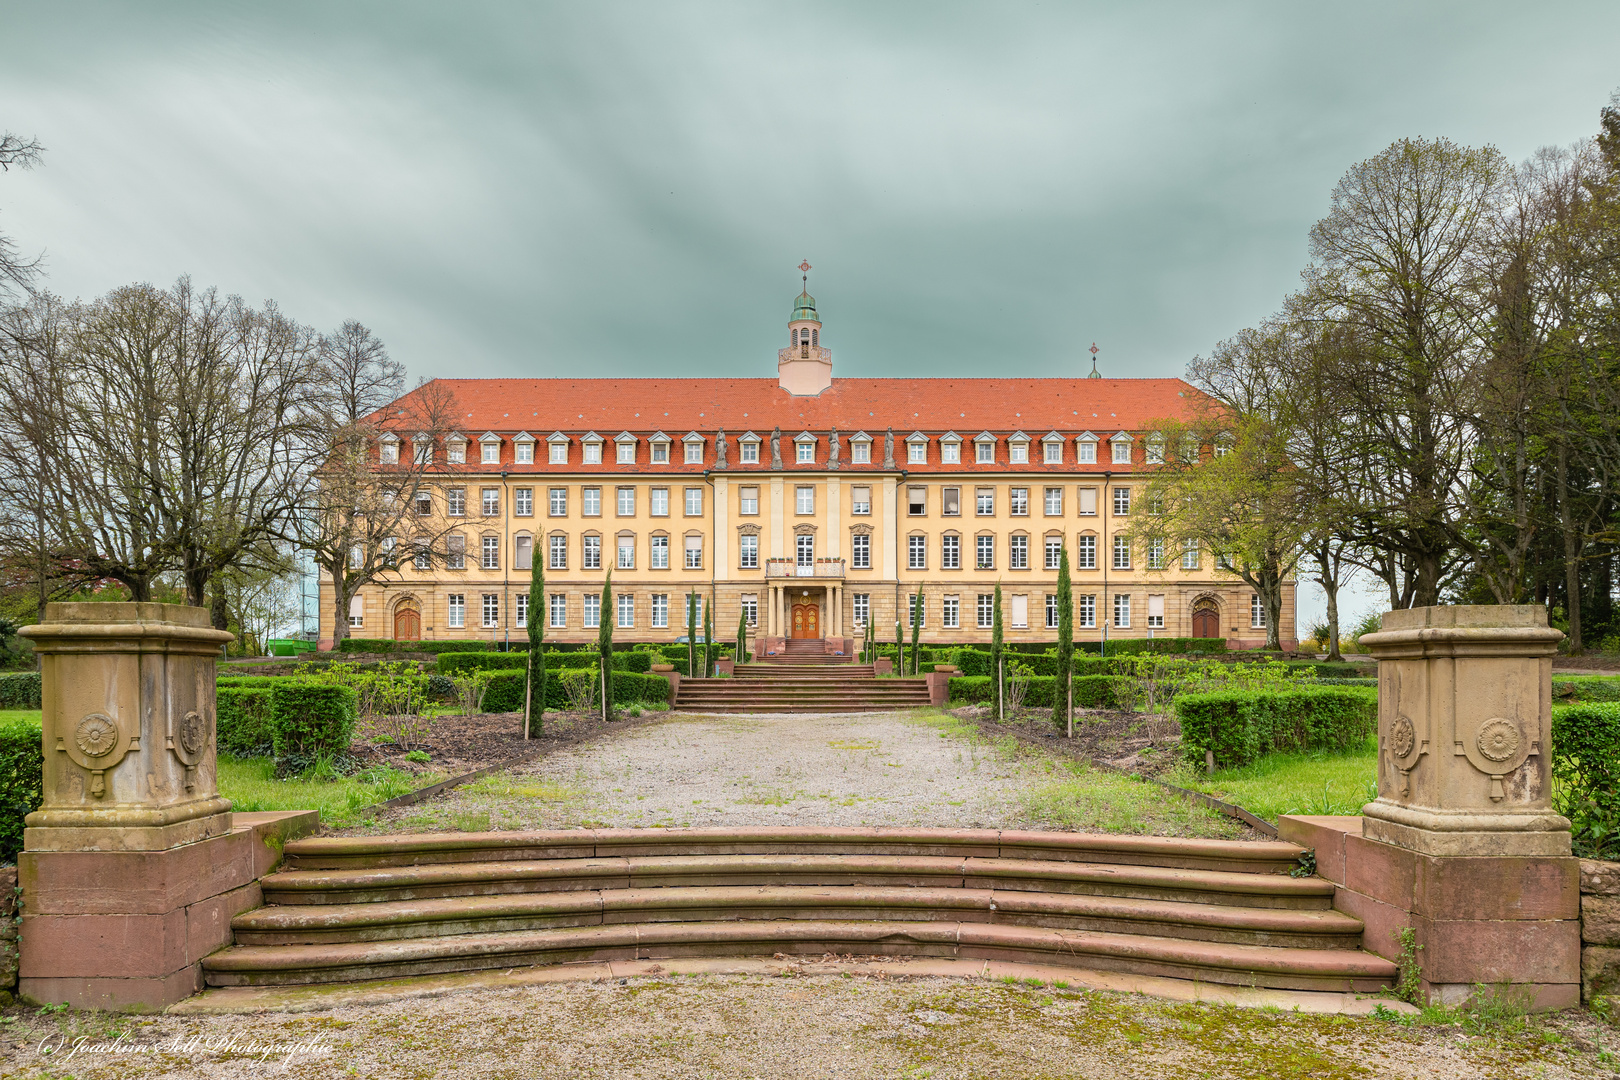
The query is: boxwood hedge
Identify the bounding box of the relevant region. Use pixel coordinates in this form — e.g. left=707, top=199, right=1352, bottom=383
left=947, top=674, right=1119, bottom=709
left=268, top=682, right=357, bottom=766
left=217, top=686, right=274, bottom=757
left=1175, top=687, right=1377, bottom=768
left=437, top=650, right=653, bottom=676
left=0, top=671, right=41, bottom=709
left=0, top=712, right=42, bottom=862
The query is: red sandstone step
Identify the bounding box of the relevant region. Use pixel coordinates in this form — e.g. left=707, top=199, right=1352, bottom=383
left=231, top=884, right=1366, bottom=949
left=203, top=918, right=1394, bottom=992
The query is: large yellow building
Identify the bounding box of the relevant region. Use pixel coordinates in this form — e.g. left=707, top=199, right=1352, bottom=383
left=320, top=288, right=1296, bottom=651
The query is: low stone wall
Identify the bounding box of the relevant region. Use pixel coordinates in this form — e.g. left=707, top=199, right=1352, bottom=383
left=1, top=865, right=16, bottom=1006
left=1582, top=858, right=1620, bottom=1003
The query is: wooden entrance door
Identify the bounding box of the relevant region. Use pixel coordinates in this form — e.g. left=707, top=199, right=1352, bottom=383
left=790, top=602, right=820, bottom=639
left=1191, top=607, right=1219, bottom=639
left=394, top=607, right=421, bottom=641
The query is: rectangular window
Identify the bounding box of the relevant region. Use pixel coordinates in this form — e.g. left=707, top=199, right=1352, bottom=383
left=651, top=487, right=669, bottom=516
left=942, top=595, right=960, bottom=629
left=471, top=440, right=493, bottom=465
left=583, top=594, right=600, bottom=628
left=515, top=534, right=533, bottom=570
left=851, top=485, right=870, bottom=515
left=1044, top=441, right=1062, bottom=464
left=908, top=486, right=926, bottom=516
left=482, top=593, right=499, bottom=628
left=645, top=440, right=665, bottom=463
left=852, top=441, right=870, bottom=464
left=1079, top=594, right=1096, bottom=628
left=1146, top=437, right=1165, bottom=465
left=583, top=487, right=601, bottom=516
left=1045, top=594, right=1059, bottom=629
left=1112, top=535, right=1131, bottom=570
left=1010, top=593, right=1028, bottom=628
left=740, top=534, right=758, bottom=568
left=1077, top=534, right=1096, bottom=570
left=1114, top=593, right=1131, bottom=627
left=413, top=540, right=431, bottom=570
left=482, top=535, right=499, bottom=569
left=549, top=487, right=567, bottom=516
left=481, top=487, right=499, bottom=516
left=516, top=440, right=534, bottom=464
left=685, top=488, right=702, bottom=516
left=447, top=487, right=466, bottom=516
left=976, top=534, right=994, bottom=569
left=976, top=488, right=994, bottom=516
left=853, top=593, right=870, bottom=626
left=584, top=441, right=602, bottom=464
left=448, top=441, right=466, bottom=464
left=796, top=486, right=814, bottom=514
left=1010, top=488, right=1028, bottom=516
left=550, top=593, right=566, bottom=628
left=515, top=488, right=533, bottom=516
left=741, top=594, right=757, bottom=626
left=684, top=535, right=702, bottom=569
left=907, top=594, right=923, bottom=628
left=1251, top=594, right=1266, bottom=628
left=1148, top=594, right=1165, bottom=629
left=685, top=441, right=703, bottom=464
left=739, top=486, right=757, bottom=515
left=446, top=533, right=465, bottom=569
left=1045, top=536, right=1062, bottom=570
left=1112, top=440, right=1132, bottom=464
left=941, top=533, right=960, bottom=570
left=651, top=534, right=669, bottom=569
left=908, top=534, right=926, bottom=570
left=380, top=440, right=399, bottom=464
left=549, top=534, right=567, bottom=569
left=738, top=440, right=757, bottom=464
left=972, top=440, right=992, bottom=464
left=447, top=594, right=465, bottom=628
left=908, top=441, right=926, bottom=464
left=549, top=441, right=568, bottom=464
left=1044, top=487, right=1062, bottom=515
left=1113, top=487, right=1130, bottom=516
left=1147, top=538, right=1165, bottom=569
left=583, top=535, right=601, bottom=569
left=617, top=593, right=634, bottom=628
left=516, top=593, right=529, bottom=629
left=1010, top=441, right=1028, bottom=464
left=941, top=487, right=960, bottom=516
left=1010, top=534, right=1028, bottom=570
left=1078, top=487, right=1097, bottom=516
left=651, top=593, right=668, bottom=628
left=1078, top=439, right=1097, bottom=464
left=852, top=533, right=870, bottom=569
left=796, top=440, right=814, bottom=463
left=976, top=593, right=993, bottom=629
left=617, top=535, right=634, bottom=569
left=415, top=492, right=432, bottom=517
left=617, top=442, right=635, bottom=464
left=798, top=533, right=816, bottom=568
left=617, top=487, right=635, bottom=516
left=1182, top=538, right=1200, bottom=570
left=941, top=441, right=960, bottom=464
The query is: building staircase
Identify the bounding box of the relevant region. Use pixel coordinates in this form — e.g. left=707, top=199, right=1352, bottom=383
left=202, top=828, right=1395, bottom=993
left=674, top=638, right=931, bottom=712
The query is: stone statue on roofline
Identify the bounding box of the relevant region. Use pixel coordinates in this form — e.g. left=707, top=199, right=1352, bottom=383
left=770, top=427, right=783, bottom=470
left=828, top=427, right=840, bottom=470
left=883, top=428, right=895, bottom=469
left=715, top=430, right=728, bottom=470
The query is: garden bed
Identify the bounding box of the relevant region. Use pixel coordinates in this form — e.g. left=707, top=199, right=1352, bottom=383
left=353, top=707, right=668, bottom=777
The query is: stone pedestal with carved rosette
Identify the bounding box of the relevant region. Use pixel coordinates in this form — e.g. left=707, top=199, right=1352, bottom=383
left=1280, top=605, right=1582, bottom=1010
left=16, top=603, right=317, bottom=1011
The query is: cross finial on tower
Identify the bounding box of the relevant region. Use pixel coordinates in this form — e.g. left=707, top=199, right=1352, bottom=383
left=1088, top=342, right=1101, bottom=379
left=798, top=260, right=811, bottom=290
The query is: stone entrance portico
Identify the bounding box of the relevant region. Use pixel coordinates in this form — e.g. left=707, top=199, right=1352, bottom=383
left=763, top=559, right=846, bottom=640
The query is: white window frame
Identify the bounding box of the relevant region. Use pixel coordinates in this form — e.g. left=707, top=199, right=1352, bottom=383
left=481, top=438, right=500, bottom=465
left=617, top=535, right=635, bottom=569
left=1079, top=594, right=1096, bottom=629
left=1077, top=534, right=1096, bottom=570
left=1114, top=593, right=1131, bottom=628
left=549, top=534, right=567, bottom=570
left=1251, top=594, right=1267, bottom=628
left=515, top=488, right=533, bottom=516
left=549, top=593, right=566, bottom=628
left=583, top=594, right=600, bottom=628
left=796, top=486, right=814, bottom=514
left=515, top=438, right=534, bottom=464
left=516, top=593, right=529, bottom=629
left=1010, top=534, right=1028, bottom=570
left=942, top=595, right=960, bottom=629
left=447, top=594, right=465, bottom=629
left=684, top=535, right=703, bottom=569
left=852, top=533, right=871, bottom=569
left=941, top=533, right=960, bottom=570
left=583, top=534, right=601, bottom=570
left=481, top=592, right=500, bottom=628
left=851, top=440, right=871, bottom=464
left=618, top=593, right=635, bottom=628
left=481, top=487, right=500, bottom=516
left=976, top=534, right=994, bottom=570
left=853, top=593, right=870, bottom=626
left=481, top=534, right=499, bottom=569
left=1112, top=535, right=1131, bottom=570
left=908, top=534, right=926, bottom=570
left=617, top=487, right=635, bottom=516
left=1113, top=487, right=1130, bottom=516
left=740, top=533, right=759, bottom=569
left=1076, top=436, right=1097, bottom=464
left=548, top=487, right=567, bottom=516
left=651, top=593, right=669, bottom=628
left=739, top=438, right=759, bottom=464
left=685, top=488, right=703, bottom=516
left=976, top=593, right=993, bottom=629
left=651, top=534, right=669, bottom=569
left=1111, top=437, right=1132, bottom=464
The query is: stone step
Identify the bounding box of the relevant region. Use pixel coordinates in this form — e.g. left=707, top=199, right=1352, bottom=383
left=231, top=884, right=1368, bottom=949
left=202, top=919, right=1395, bottom=992
left=259, top=854, right=1335, bottom=909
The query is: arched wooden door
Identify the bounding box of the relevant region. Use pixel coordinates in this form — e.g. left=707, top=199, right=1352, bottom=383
left=791, top=602, right=820, bottom=639
left=1191, top=606, right=1220, bottom=639
left=394, top=607, right=421, bottom=641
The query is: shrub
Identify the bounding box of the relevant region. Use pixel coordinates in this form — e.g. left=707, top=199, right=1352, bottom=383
left=337, top=639, right=490, bottom=655
left=947, top=674, right=1118, bottom=709
left=336, top=638, right=397, bottom=653
left=1175, top=687, right=1377, bottom=769
left=0, top=671, right=41, bottom=709
left=1078, top=637, right=1227, bottom=656
left=482, top=671, right=529, bottom=712
left=557, top=668, right=598, bottom=711
left=450, top=671, right=495, bottom=715
left=1552, top=677, right=1620, bottom=704
left=1552, top=702, right=1620, bottom=857
left=217, top=686, right=274, bottom=757
left=614, top=671, right=672, bottom=705
left=0, top=713, right=43, bottom=862
left=269, top=682, right=358, bottom=768
left=437, top=650, right=653, bottom=676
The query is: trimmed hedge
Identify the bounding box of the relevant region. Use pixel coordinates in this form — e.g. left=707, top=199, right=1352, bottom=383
left=437, top=650, right=652, bottom=675
left=338, top=638, right=491, bottom=655
left=0, top=671, right=41, bottom=709
left=269, top=682, right=358, bottom=765
left=1553, top=677, right=1620, bottom=704
left=1551, top=702, right=1620, bottom=823
left=1081, top=638, right=1227, bottom=655
left=217, top=686, right=274, bottom=757
left=947, top=674, right=1119, bottom=709
left=482, top=669, right=671, bottom=712
left=0, top=713, right=42, bottom=862
left=1175, top=687, right=1377, bottom=769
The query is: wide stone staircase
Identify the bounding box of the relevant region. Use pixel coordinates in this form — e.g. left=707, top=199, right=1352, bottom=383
left=674, top=638, right=931, bottom=712
left=202, top=828, right=1396, bottom=993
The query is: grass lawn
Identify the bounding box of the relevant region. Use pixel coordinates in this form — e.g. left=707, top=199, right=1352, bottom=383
left=1164, top=735, right=1379, bottom=822
left=0, top=708, right=41, bottom=724
left=218, top=755, right=446, bottom=829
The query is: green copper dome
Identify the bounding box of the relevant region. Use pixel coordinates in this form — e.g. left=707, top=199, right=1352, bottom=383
left=791, top=290, right=820, bottom=323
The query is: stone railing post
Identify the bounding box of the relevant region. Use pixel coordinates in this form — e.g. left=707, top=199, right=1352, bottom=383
left=17, top=602, right=317, bottom=1011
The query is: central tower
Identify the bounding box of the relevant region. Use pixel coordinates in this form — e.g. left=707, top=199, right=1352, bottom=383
left=778, top=261, right=832, bottom=396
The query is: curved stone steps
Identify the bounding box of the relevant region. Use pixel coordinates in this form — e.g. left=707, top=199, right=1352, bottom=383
left=232, top=884, right=1367, bottom=949
left=203, top=918, right=1395, bottom=992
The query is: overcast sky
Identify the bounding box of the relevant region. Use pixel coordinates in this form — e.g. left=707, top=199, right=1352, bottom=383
left=4, top=1, right=1619, bottom=627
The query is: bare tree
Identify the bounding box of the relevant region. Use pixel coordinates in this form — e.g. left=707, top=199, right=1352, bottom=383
left=0, top=133, right=44, bottom=296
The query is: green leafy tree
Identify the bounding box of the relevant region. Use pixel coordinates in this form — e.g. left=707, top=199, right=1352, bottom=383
left=1053, top=547, right=1074, bottom=731
left=909, top=593, right=921, bottom=674
left=525, top=547, right=545, bottom=736
left=598, top=569, right=614, bottom=718
left=990, top=583, right=1004, bottom=718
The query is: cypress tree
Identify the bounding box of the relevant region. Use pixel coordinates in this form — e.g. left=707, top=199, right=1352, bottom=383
left=687, top=591, right=697, bottom=677
left=598, top=568, right=614, bottom=719
left=990, top=582, right=1004, bottom=719
left=525, top=544, right=545, bottom=737
left=1054, top=547, right=1074, bottom=731
left=736, top=609, right=747, bottom=664
left=895, top=617, right=904, bottom=676
left=703, top=594, right=715, bottom=677
left=910, top=593, right=921, bottom=675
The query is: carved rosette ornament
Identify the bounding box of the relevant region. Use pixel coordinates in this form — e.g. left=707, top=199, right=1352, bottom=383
left=1460, top=715, right=1537, bottom=802
left=168, top=708, right=211, bottom=793
left=57, top=710, right=138, bottom=798
left=1386, top=713, right=1427, bottom=798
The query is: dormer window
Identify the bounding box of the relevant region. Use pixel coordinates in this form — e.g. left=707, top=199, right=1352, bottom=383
left=850, top=433, right=872, bottom=465
left=615, top=433, right=637, bottom=464
left=480, top=436, right=500, bottom=465
left=1111, top=433, right=1133, bottom=464
left=940, top=434, right=961, bottom=465
left=413, top=433, right=433, bottom=465
left=1009, top=434, right=1030, bottom=464
left=683, top=433, right=705, bottom=464
left=380, top=435, right=400, bottom=465
left=974, top=433, right=996, bottom=464
left=548, top=433, right=570, bottom=464
left=740, top=434, right=761, bottom=464
left=795, top=434, right=816, bottom=464
left=583, top=434, right=603, bottom=465
left=447, top=436, right=467, bottom=464
left=1146, top=434, right=1166, bottom=464
left=1077, top=433, right=1098, bottom=464
left=514, top=434, right=535, bottom=464
left=906, top=434, right=927, bottom=465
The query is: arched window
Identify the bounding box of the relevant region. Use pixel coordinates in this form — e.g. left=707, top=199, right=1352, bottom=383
left=792, top=328, right=799, bottom=345
left=811, top=328, right=818, bottom=346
